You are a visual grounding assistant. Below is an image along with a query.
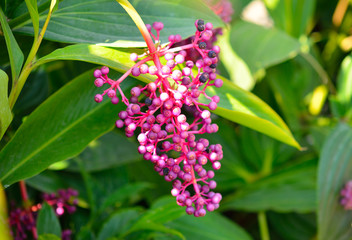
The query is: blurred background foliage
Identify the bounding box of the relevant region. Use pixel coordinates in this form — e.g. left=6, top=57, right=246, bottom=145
left=1, top=0, right=352, bottom=239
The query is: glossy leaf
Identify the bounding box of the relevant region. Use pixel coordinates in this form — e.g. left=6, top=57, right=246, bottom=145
left=0, top=8, right=24, bottom=81
left=14, top=0, right=223, bottom=46
left=37, top=202, right=61, bottom=237
left=230, top=20, right=301, bottom=74
left=222, top=160, right=317, bottom=213
left=330, top=54, right=352, bottom=118
left=263, top=0, right=316, bottom=37
left=166, top=212, right=252, bottom=240
left=36, top=44, right=300, bottom=148
left=0, top=69, right=12, bottom=139
left=0, top=70, right=139, bottom=185
left=317, top=123, right=352, bottom=240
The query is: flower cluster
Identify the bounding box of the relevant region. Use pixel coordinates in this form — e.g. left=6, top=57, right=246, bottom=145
left=93, top=19, right=223, bottom=217
left=340, top=180, right=352, bottom=210
left=9, top=188, right=78, bottom=240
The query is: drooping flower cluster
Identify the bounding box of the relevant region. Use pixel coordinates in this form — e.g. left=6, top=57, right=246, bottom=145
left=93, top=19, right=223, bottom=217
left=340, top=181, right=352, bottom=210
left=9, top=188, right=78, bottom=240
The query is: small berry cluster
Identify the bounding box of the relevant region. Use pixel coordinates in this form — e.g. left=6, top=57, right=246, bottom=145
left=43, top=188, right=78, bottom=216
left=93, top=19, right=223, bottom=216
left=340, top=181, right=352, bottom=210
left=9, top=188, right=78, bottom=240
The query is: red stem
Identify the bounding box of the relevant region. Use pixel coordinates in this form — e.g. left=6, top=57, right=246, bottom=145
left=19, top=181, right=38, bottom=239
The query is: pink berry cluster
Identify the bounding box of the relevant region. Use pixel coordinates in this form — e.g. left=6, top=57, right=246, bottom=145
left=9, top=188, right=78, bottom=240
left=93, top=19, right=223, bottom=217
left=340, top=181, right=352, bottom=210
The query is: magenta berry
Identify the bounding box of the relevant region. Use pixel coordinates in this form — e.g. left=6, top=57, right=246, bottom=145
left=92, top=19, right=223, bottom=217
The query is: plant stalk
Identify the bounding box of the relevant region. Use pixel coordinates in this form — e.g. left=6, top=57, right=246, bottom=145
left=258, top=211, right=270, bottom=240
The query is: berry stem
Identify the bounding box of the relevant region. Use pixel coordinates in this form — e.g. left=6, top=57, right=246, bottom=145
left=19, top=181, right=38, bottom=239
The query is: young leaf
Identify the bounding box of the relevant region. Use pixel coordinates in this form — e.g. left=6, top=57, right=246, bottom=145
left=0, top=8, right=24, bottom=81
left=0, top=69, right=12, bottom=139
left=36, top=202, right=62, bottom=237
left=14, top=0, right=223, bottom=46
left=0, top=70, right=139, bottom=186
left=25, top=0, right=39, bottom=39
left=317, top=123, right=352, bottom=240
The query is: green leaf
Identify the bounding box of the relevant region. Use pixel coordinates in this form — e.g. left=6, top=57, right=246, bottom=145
left=0, top=8, right=24, bottom=81
left=37, top=202, right=62, bottom=237
left=36, top=43, right=300, bottom=148
left=124, top=197, right=186, bottom=239
left=24, top=0, right=39, bottom=38
left=15, top=0, right=223, bottom=46
left=0, top=70, right=139, bottom=186
left=99, top=182, right=151, bottom=212
left=67, top=131, right=140, bottom=172
left=97, top=208, right=141, bottom=240
left=26, top=170, right=68, bottom=193
left=0, top=69, right=12, bottom=139
left=166, top=212, right=252, bottom=240
left=205, top=76, right=301, bottom=149
left=263, top=0, right=316, bottom=37
left=222, top=160, right=317, bottom=213
left=38, top=234, right=61, bottom=240
left=230, top=20, right=301, bottom=75
left=266, top=57, right=320, bottom=130
left=330, top=54, right=352, bottom=118
left=217, top=29, right=254, bottom=90
left=317, top=123, right=352, bottom=240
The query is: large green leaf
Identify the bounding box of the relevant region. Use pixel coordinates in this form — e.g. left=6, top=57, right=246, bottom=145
left=0, top=70, right=12, bottom=139
left=263, top=0, right=316, bottom=38
left=36, top=44, right=300, bottom=148
left=222, top=160, right=317, bottom=213
left=37, top=202, right=62, bottom=237
left=317, top=123, right=352, bottom=240
left=0, top=70, right=139, bottom=186
left=14, top=0, right=223, bottom=46
left=0, top=8, right=24, bottom=81
left=166, top=212, right=252, bottom=240
left=230, top=20, right=301, bottom=75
